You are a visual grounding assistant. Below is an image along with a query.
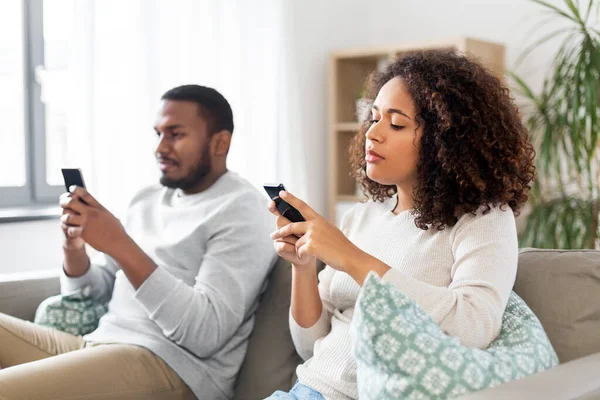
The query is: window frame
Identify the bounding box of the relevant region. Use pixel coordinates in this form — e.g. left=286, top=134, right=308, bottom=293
left=1, top=0, right=63, bottom=209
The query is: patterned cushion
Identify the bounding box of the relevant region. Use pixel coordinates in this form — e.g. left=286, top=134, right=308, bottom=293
left=352, top=272, right=559, bottom=400
left=34, top=286, right=108, bottom=336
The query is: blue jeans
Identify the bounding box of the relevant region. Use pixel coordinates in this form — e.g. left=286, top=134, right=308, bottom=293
left=265, top=382, right=325, bottom=399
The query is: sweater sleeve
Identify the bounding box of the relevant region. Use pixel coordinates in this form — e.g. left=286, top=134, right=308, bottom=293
left=289, top=266, right=336, bottom=361
left=288, top=206, right=357, bottom=360
left=60, top=189, right=148, bottom=303
left=60, top=253, right=120, bottom=304
left=381, top=206, right=518, bottom=349
left=133, top=201, right=275, bottom=359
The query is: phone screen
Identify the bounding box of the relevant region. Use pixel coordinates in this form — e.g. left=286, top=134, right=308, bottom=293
left=61, top=168, right=86, bottom=192
left=263, top=183, right=305, bottom=223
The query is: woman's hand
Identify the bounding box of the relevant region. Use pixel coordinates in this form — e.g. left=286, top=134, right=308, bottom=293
left=268, top=191, right=365, bottom=273
left=268, top=197, right=316, bottom=268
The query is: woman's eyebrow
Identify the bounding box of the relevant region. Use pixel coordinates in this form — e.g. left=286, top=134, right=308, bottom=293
left=372, top=105, right=412, bottom=120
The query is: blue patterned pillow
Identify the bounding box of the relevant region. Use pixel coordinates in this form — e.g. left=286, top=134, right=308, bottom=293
left=34, top=286, right=108, bottom=336
left=352, top=272, right=558, bottom=399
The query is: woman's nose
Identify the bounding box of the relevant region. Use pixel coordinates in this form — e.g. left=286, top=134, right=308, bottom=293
left=365, top=124, right=383, bottom=143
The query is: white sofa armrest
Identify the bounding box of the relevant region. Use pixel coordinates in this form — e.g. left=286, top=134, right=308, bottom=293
left=0, top=270, right=61, bottom=321
left=458, top=352, right=600, bottom=400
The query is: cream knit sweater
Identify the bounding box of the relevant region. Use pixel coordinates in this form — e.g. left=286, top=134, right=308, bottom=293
left=290, top=196, right=518, bottom=400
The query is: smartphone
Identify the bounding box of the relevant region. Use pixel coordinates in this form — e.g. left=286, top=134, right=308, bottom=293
left=61, top=168, right=88, bottom=205
left=263, top=183, right=305, bottom=223
left=61, top=168, right=86, bottom=191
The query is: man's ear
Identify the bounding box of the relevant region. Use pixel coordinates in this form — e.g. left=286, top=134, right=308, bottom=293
left=212, top=130, right=232, bottom=157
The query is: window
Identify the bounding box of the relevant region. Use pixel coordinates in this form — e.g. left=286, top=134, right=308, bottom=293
left=0, top=0, right=28, bottom=202
left=0, top=0, right=73, bottom=208
left=40, top=0, right=74, bottom=188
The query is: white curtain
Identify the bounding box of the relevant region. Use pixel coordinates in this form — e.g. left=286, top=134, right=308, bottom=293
left=56, top=0, right=309, bottom=217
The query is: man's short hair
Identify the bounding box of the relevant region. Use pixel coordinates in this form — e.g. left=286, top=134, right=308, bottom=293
left=161, top=85, right=234, bottom=135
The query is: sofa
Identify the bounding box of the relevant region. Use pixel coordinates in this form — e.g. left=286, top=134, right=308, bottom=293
left=0, top=249, right=599, bottom=399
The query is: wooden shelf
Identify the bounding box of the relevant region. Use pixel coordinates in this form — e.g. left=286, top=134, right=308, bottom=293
left=335, top=122, right=361, bottom=131
left=331, top=37, right=470, bottom=59
left=328, top=37, right=505, bottom=222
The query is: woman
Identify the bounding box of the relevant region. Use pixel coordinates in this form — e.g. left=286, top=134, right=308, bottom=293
left=266, top=50, right=535, bottom=400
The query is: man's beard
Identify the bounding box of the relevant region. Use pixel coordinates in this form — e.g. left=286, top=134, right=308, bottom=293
left=160, top=145, right=211, bottom=191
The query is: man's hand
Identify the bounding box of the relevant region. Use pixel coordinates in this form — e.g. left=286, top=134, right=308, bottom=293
left=59, top=192, right=86, bottom=251
left=59, top=186, right=128, bottom=255
left=59, top=186, right=156, bottom=288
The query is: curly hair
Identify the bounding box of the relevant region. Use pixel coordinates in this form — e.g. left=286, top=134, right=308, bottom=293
left=349, top=49, right=536, bottom=230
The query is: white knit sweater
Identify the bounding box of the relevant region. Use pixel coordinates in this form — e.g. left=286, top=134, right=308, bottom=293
left=62, top=172, right=276, bottom=400
left=290, top=196, right=518, bottom=400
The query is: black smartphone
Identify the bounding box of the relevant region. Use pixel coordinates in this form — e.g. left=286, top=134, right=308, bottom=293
left=61, top=168, right=86, bottom=191
left=263, top=183, right=305, bottom=223
left=61, top=168, right=88, bottom=205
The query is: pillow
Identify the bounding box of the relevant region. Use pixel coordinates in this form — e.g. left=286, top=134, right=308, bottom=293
left=34, top=286, right=108, bottom=336
left=352, top=272, right=559, bottom=400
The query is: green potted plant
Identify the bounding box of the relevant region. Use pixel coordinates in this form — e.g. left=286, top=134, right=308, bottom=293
left=514, top=0, right=600, bottom=249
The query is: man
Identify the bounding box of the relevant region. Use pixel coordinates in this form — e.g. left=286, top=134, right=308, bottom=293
left=0, top=85, right=276, bottom=400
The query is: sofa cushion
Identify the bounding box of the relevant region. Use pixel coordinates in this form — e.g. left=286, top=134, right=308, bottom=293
left=514, top=249, right=600, bottom=363
left=34, top=285, right=108, bottom=336
left=233, top=257, right=302, bottom=399
left=0, top=271, right=61, bottom=322
left=353, top=272, right=558, bottom=400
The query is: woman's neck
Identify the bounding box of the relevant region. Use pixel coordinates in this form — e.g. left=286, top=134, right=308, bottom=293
left=393, top=183, right=414, bottom=214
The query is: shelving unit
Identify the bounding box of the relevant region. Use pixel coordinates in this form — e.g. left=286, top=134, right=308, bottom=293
left=327, top=37, right=505, bottom=224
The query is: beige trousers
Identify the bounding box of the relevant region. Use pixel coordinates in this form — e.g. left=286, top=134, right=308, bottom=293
left=0, top=313, right=195, bottom=400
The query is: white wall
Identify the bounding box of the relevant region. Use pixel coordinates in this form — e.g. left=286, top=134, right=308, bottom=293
left=0, top=219, right=63, bottom=275
left=0, top=0, right=564, bottom=274
left=284, top=0, right=564, bottom=216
